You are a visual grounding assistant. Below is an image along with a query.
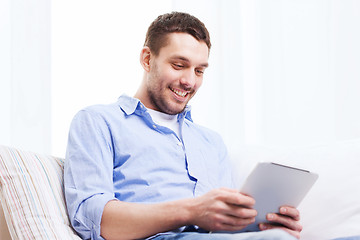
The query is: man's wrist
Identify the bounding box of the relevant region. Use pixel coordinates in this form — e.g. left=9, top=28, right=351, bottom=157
left=172, top=198, right=197, bottom=227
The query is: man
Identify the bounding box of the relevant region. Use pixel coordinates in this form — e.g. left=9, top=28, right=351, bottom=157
left=64, top=12, right=302, bottom=240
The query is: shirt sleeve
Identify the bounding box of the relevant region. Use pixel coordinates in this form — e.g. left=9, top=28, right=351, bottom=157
left=64, top=109, right=117, bottom=240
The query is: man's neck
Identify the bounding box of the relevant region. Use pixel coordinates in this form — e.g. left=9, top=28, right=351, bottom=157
left=147, top=108, right=180, bottom=137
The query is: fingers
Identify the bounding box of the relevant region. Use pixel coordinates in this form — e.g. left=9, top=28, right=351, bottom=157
left=212, top=188, right=257, bottom=219
left=218, top=188, right=256, bottom=208
left=264, top=212, right=302, bottom=232
left=226, top=203, right=257, bottom=218
left=259, top=206, right=302, bottom=239
left=266, top=206, right=301, bottom=230
left=206, top=189, right=257, bottom=219
left=210, top=213, right=256, bottom=231
left=279, top=206, right=300, bottom=221
left=209, top=190, right=257, bottom=231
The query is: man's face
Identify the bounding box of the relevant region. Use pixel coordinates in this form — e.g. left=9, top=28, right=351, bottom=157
left=145, top=32, right=209, bottom=115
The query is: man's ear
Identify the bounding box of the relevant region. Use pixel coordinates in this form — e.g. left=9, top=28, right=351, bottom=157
left=140, top=46, right=151, bottom=72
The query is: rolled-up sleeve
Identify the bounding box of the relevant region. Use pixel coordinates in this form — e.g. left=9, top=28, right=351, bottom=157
left=64, top=109, right=117, bottom=239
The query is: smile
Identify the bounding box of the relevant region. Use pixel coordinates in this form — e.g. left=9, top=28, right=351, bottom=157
left=170, top=87, right=188, bottom=97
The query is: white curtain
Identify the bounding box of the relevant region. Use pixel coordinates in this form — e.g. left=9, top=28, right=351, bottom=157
left=0, top=0, right=51, bottom=154
left=173, top=0, right=360, bottom=154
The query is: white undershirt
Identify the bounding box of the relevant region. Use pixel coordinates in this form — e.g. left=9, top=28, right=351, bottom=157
left=147, top=108, right=180, bottom=137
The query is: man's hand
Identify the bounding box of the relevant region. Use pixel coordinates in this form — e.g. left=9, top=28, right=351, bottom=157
left=259, top=206, right=303, bottom=239
left=189, top=188, right=257, bottom=232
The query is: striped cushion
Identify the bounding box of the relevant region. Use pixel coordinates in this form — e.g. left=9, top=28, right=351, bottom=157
left=0, top=145, right=81, bottom=239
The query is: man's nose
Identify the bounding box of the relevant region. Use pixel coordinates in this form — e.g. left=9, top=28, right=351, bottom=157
left=180, top=70, right=196, bottom=89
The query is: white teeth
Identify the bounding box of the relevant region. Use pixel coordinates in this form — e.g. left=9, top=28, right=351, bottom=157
left=171, top=88, right=187, bottom=97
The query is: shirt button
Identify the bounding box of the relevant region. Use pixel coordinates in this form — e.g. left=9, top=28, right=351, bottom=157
left=153, top=125, right=157, bottom=128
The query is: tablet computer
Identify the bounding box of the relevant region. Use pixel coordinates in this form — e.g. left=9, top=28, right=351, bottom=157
left=239, top=162, right=318, bottom=231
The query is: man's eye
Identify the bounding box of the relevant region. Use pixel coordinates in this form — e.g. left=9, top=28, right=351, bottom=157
left=195, top=69, right=204, bottom=75
left=172, top=63, right=184, bottom=69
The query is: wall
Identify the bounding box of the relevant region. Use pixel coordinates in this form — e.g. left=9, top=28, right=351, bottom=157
left=51, top=0, right=172, bottom=156
left=1, top=1, right=360, bottom=157
left=0, top=0, right=51, bottom=154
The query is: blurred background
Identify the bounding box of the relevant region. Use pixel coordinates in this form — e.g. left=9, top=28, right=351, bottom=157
left=1, top=0, right=360, bottom=157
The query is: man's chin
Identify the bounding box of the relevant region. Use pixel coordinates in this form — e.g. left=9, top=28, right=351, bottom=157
left=153, top=96, right=189, bottom=115
left=164, top=104, right=187, bottom=115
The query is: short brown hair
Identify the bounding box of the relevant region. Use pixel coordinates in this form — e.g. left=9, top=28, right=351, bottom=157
left=144, top=12, right=211, bottom=55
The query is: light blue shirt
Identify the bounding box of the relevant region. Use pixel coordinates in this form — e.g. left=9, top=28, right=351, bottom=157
left=64, top=95, right=234, bottom=240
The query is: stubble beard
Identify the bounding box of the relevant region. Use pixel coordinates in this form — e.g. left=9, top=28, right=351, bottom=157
left=147, top=83, right=189, bottom=115
left=146, top=62, right=192, bottom=115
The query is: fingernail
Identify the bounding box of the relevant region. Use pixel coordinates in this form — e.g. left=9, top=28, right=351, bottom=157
left=280, top=207, right=287, bottom=214
left=259, top=223, right=267, bottom=230
left=267, top=213, right=274, bottom=220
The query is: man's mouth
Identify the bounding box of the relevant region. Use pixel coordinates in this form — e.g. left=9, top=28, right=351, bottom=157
left=170, top=87, right=188, bottom=97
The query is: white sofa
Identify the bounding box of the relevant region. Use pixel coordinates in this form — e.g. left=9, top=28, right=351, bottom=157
left=1, top=140, right=360, bottom=239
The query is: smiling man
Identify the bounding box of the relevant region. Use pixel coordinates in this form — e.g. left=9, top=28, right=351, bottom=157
left=64, top=12, right=301, bottom=240
left=135, top=32, right=208, bottom=115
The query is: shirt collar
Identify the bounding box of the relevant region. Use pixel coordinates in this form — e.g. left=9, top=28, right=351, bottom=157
left=117, top=94, right=193, bottom=122
left=179, top=105, right=193, bottom=122
left=117, top=94, right=144, bottom=115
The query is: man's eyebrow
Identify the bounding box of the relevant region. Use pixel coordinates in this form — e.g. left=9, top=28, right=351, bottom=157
left=199, top=62, right=209, bottom=68
left=170, top=55, right=209, bottom=68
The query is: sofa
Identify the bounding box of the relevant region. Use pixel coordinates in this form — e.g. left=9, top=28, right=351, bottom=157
left=1, top=140, right=360, bottom=239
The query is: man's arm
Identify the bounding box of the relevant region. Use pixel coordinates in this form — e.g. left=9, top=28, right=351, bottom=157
left=100, top=188, right=257, bottom=240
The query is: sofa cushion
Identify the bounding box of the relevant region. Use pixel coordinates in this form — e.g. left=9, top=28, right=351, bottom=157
left=0, top=145, right=81, bottom=239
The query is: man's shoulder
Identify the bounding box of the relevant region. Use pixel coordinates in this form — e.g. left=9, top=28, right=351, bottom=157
left=76, top=95, right=136, bottom=117
left=77, top=102, right=120, bottom=117
left=70, top=101, right=126, bottom=127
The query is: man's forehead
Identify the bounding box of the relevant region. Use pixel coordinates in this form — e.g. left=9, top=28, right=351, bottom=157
left=160, top=33, right=209, bottom=64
